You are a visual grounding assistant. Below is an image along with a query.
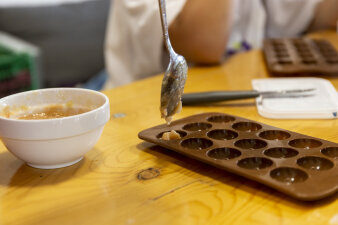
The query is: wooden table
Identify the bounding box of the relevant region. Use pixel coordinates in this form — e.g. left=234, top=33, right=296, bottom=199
left=0, top=31, right=337, bottom=225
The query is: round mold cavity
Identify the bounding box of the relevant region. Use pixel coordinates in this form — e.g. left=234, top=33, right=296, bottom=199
left=293, top=40, right=305, bottom=44
left=296, top=46, right=309, bottom=50
left=264, top=147, right=298, bottom=158
left=272, top=40, right=284, bottom=44
left=259, top=130, right=291, bottom=140
left=289, top=138, right=322, bottom=149
left=182, top=122, right=212, bottom=131
left=297, top=51, right=311, bottom=56
left=274, top=49, right=287, bottom=54
left=276, top=56, right=291, bottom=62
left=326, top=59, right=338, bottom=64
left=270, top=167, right=308, bottom=183
left=296, top=48, right=310, bottom=53
left=207, top=147, right=241, bottom=160
left=277, top=60, right=292, bottom=65
left=321, top=50, right=337, bottom=55
left=156, top=130, right=187, bottom=139
left=297, top=47, right=311, bottom=52
left=207, top=115, right=235, bottom=123
left=321, top=147, right=338, bottom=158
left=272, top=42, right=284, bottom=47
left=294, top=44, right=308, bottom=49
left=273, top=45, right=287, bottom=51
left=207, top=129, right=238, bottom=140
left=237, top=157, right=273, bottom=170
left=319, top=47, right=335, bottom=52
left=325, top=51, right=338, bottom=55
left=181, top=138, right=213, bottom=150
left=314, top=40, right=327, bottom=46
left=232, top=122, right=262, bottom=132
left=323, top=54, right=338, bottom=60
left=299, top=54, right=313, bottom=59
left=302, top=60, right=317, bottom=64
left=274, top=50, right=288, bottom=56
left=294, top=45, right=307, bottom=49
left=234, top=139, right=267, bottom=150
left=297, top=156, right=334, bottom=171
left=300, top=55, right=316, bottom=61
left=275, top=52, right=289, bottom=58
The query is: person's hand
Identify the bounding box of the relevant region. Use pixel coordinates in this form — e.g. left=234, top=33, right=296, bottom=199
left=169, top=0, right=233, bottom=65
left=309, top=0, right=338, bottom=31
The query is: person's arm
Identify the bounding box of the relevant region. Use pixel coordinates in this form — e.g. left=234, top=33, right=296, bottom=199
left=169, top=0, right=233, bottom=65
left=309, top=0, right=338, bottom=31
left=104, top=0, right=186, bottom=89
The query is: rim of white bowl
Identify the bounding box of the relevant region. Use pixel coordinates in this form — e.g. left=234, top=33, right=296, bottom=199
left=0, top=88, right=108, bottom=121
left=0, top=88, right=110, bottom=140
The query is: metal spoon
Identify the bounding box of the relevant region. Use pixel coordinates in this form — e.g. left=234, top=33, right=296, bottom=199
left=158, top=0, right=188, bottom=124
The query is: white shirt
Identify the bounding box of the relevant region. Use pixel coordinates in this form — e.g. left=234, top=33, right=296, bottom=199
left=104, top=0, right=322, bottom=89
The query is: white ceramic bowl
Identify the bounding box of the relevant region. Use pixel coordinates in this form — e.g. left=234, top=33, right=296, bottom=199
left=0, top=88, right=110, bottom=169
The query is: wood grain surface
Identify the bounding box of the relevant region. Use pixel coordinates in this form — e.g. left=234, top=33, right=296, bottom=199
left=0, top=31, right=337, bottom=225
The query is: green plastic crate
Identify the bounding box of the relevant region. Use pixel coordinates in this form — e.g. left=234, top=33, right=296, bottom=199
left=0, top=33, right=40, bottom=97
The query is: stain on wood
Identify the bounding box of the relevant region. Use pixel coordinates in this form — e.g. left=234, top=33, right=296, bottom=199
left=137, top=168, right=160, bottom=180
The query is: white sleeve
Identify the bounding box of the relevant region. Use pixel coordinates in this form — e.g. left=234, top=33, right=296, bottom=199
left=227, top=0, right=266, bottom=49
left=104, top=0, right=186, bottom=89
left=265, top=0, right=323, bottom=38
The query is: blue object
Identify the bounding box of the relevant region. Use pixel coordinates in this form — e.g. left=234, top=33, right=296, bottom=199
left=226, top=40, right=252, bottom=56
left=82, top=69, right=107, bottom=91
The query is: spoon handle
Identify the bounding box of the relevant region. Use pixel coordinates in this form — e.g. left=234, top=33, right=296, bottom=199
left=182, top=89, right=315, bottom=105
left=158, top=0, right=176, bottom=58
left=182, top=91, right=260, bottom=105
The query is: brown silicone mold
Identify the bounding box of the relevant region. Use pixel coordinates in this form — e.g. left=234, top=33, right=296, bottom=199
left=263, top=38, right=338, bottom=76
left=138, top=112, right=338, bottom=201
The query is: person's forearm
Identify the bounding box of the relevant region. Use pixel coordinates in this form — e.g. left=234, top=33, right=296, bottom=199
left=309, top=0, right=338, bottom=31
left=169, top=0, right=233, bottom=65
